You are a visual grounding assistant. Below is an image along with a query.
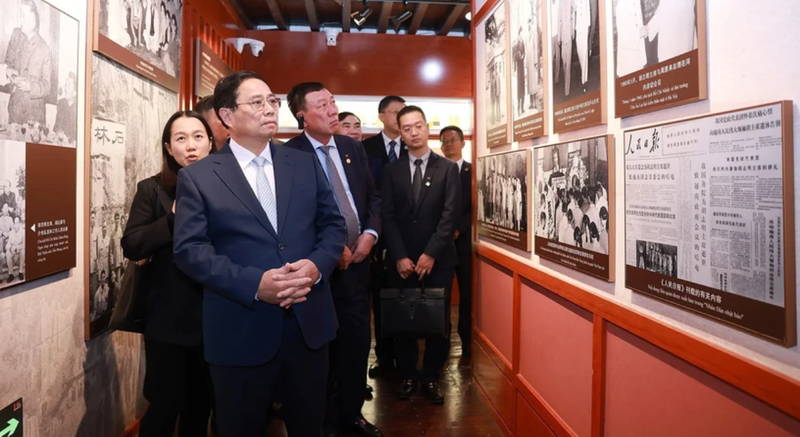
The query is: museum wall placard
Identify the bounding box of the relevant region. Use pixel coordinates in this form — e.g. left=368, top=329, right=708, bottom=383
left=194, top=38, right=233, bottom=100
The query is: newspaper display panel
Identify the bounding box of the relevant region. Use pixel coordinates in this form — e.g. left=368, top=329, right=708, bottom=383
left=624, top=101, right=796, bottom=345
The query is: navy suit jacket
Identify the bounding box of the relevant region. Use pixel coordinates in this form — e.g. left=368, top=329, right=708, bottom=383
left=362, top=132, right=407, bottom=191
left=283, top=133, right=381, bottom=239
left=173, top=141, right=346, bottom=366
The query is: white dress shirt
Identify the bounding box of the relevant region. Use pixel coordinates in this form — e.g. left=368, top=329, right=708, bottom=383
left=382, top=131, right=402, bottom=158
left=229, top=138, right=276, bottom=225
left=304, top=132, right=378, bottom=242
left=408, top=149, right=432, bottom=183
left=457, top=158, right=464, bottom=172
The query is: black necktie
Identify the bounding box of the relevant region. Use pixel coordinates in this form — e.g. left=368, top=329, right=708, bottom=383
left=412, top=158, right=423, bottom=205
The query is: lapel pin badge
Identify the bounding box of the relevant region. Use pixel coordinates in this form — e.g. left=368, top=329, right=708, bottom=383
left=345, top=154, right=351, bottom=164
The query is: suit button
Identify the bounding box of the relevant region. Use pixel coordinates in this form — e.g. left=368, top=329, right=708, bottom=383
left=279, top=244, right=285, bottom=251
left=413, top=219, right=417, bottom=224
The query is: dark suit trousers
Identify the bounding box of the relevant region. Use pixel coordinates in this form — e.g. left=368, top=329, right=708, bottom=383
left=455, top=243, right=473, bottom=348
left=139, top=339, right=212, bottom=437
left=326, top=261, right=371, bottom=426
left=387, top=267, right=453, bottom=382
left=370, top=254, right=394, bottom=365
left=210, top=315, right=329, bottom=437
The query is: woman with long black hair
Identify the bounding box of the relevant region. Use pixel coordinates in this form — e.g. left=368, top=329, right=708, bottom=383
left=121, top=111, right=216, bottom=436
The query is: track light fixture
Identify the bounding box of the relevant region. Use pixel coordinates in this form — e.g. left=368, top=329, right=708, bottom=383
left=391, top=0, right=412, bottom=31
left=351, top=0, right=372, bottom=27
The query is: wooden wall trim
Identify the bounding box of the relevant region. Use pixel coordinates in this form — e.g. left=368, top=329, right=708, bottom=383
left=477, top=330, right=514, bottom=375
left=515, top=375, right=578, bottom=437
left=473, top=0, right=503, bottom=26
left=591, top=316, right=606, bottom=437
left=120, top=418, right=141, bottom=437
left=476, top=244, right=800, bottom=421
left=511, top=273, right=521, bottom=372
left=473, top=369, right=515, bottom=437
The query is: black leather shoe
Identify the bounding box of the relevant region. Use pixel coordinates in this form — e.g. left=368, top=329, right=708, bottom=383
left=398, top=379, right=416, bottom=400
left=345, top=417, right=383, bottom=437
left=368, top=362, right=394, bottom=378
left=365, top=384, right=374, bottom=400
left=422, top=382, right=444, bottom=404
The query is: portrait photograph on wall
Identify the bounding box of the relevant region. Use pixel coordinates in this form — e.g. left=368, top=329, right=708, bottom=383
left=534, top=135, right=614, bottom=280
left=0, top=141, right=25, bottom=290
left=549, top=0, right=606, bottom=133
left=93, top=0, right=182, bottom=92
left=477, top=149, right=530, bottom=251
left=0, top=0, right=80, bottom=148
left=482, top=0, right=510, bottom=147
left=86, top=54, right=177, bottom=339
left=624, top=101, right=796, bottom=346
left=510, top=0, right=547, bottom=141
left=613, top=0, right=707, bottom=117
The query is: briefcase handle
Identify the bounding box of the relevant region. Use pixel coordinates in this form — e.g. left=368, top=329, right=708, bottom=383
left=397, top=278, right=430, bottom=300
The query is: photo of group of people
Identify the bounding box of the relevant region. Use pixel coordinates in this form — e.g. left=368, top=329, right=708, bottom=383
left=477, top=151, right=529, bottom=234
left=88, top=54, right=177, bottom=335
left=635, top=240, right=678, bottom=278
left=534, top=137, right=609, bottom=255
left=484, top=2, right=508, bottom=131
left=98, top=0, right=182, bottom=77
left=0, top=0, right=80, bottom=148
left=0, top=141, right=25, bottom=290
left=550, top=0, right=601, bottom=105
left=613, top=0, right=698, bottom=78
left=510, top=0, right=544, bottom=119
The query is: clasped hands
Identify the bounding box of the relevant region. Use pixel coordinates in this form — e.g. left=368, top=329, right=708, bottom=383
left=338, top=233, right=376, bottom=271
left=396, top=254, right=435, bottom=280
left=257, top=260, right=320, bottom=308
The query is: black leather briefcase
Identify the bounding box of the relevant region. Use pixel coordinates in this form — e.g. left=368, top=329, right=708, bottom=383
left=380, top=283, right=448, bottom=338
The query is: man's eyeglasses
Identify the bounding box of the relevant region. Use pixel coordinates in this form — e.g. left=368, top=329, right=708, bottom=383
left=441, top=138, right=462, bottom=144
left=236, top=96, right=282, bottom=112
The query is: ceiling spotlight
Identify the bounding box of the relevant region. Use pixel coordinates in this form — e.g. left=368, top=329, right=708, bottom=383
left=391, top=10, right=413, bottom=30
left=351, top=1, right=372, bottom=27
left=465, top=12, right=471, bottom=21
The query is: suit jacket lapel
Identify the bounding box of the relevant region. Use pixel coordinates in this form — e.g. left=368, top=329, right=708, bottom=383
left=396, top=155, right=414, bottom=207
left=212, top=146, right=277, bottom=238
left=416, top=153, right=440, bottom=210
left=337, top=139, right=358, bottom=193
left=272, top=144, right=292, bottom=237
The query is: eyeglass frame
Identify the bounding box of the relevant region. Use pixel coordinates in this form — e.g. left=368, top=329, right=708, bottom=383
left=235, top=96, right=282, bottom=112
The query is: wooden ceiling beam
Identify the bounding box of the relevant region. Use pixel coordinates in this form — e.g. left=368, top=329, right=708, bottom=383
left=264, top=0, right=288, bottom=30
left=377, top=2, right=393, bottom=33
left=407, top=3, right=428, bottom=34
left=437, top=3, right=466, bottom=35
left=306, top=0, right=320, bottom=30
left=342, top=0, right=352, bottom=32
left=223, top=0, right=255, bottom=29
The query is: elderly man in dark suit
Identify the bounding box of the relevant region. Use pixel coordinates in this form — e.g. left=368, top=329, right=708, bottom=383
left=284, top=82, right=382, bottom=437
left=381, top=106, right=460, bottom=405
left=173, top=71, right=346, bottom=437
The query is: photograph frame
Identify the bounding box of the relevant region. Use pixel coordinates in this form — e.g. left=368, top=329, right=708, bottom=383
left=533, top=134, right=615, bottom=281
left=480, top=0, right=512, bottom=148
left=613, top=0, right=708, bottom=118
left=476, top=148, right=532, bottom=251
left=548, top=0, right=608, bottom=134
left=509, top=0, right=549, bottom=141
left=91, top=0, right=182, bottom=93
left=623, top=101, right=796, bottom=346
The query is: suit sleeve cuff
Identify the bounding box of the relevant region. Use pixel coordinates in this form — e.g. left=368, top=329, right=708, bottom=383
left=364, top=229, right=379, bottom=244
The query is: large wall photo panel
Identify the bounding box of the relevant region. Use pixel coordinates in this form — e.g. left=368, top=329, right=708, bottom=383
left=613, top=0, right=708, bottom=118
left=534, top=135, right=615, bottom=281
left=92, top=0, right=182, bottom=92
left=549, top=0, right=606, bottom=133
left=624, top=101, right=796, bottom=345
left=481, top=0, right=511, bottom=147
left=0, top=0, right=79, bottom=291
left=477, top=149, right=531, bottom=251
left=86, top=54, right=178, bottom=339
left=509, top=0, right=547, bottom=141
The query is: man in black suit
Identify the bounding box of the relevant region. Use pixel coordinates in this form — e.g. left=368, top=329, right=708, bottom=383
left=382, top=106, right=460, bottom=404
left=362, top=96, right=407, bottom=377
left=284, top=82, right=383, bottom=437
left=440, top=126, right=473, bottom=357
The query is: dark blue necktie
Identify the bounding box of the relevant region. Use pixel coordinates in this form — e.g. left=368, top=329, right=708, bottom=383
left=387, top=140, right=398, bottom=162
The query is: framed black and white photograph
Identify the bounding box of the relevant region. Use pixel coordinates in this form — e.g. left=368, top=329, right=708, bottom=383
left=482, top=1, right=510, bottom=147
left=93, top=0, right=182, bottom=92
left=549, top=0, right=606, bottom=133
left=510, top=0, right=547, bottom=141
left=86, top=54, right=177, bottom=339
left=533, top=135, right=614, bottom=280
left=0, top=0, right=80, bottom=148
left=477, top=149, right=530, bottom=251
left=613, top=0, right=707, bottom=117
left=0, top=141, right=26, bottom=290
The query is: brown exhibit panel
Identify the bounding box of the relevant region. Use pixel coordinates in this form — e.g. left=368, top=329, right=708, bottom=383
left=95, top=34, right=181, bottom=92
left=195, top=39, right=235, bottom=99
left=476, top=148, right=531, bottom=251
left=533, top=135, right=615, bottom=281
left=241, top=31, right=472, bottom=97
left=552, top=91, right=603, bottom=134
left=25, top=144, right=77, bottom=282
left=513, top=113, right=545, bottom=142
left=623, top=101, right=795, bottom=345
left=489, top=125, right=510, bottom=147
left=613, top=0, right=708, bottom=118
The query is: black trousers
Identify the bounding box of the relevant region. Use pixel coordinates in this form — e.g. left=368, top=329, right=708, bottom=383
left=326, top=261, right=371, bottom=427
left=370, top=254, right=394, bottom=366
left=139, top=339, right=212, bottom=437
left=387, top=267, right=453, bottom=382
left=210, top=314, right=329, bottom=437
left=455, top=247, right=473, bottom=348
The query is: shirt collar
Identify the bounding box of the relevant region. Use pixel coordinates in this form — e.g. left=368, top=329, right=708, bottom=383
left=457, top=158, right=464, bottom=170
left=381, top=131, right=401, bottom=146
left=409, top=148, right=432, bottom=165
left=304, top=131, right=336, bottom=151
left=229, top=137, right=272, bottom=170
